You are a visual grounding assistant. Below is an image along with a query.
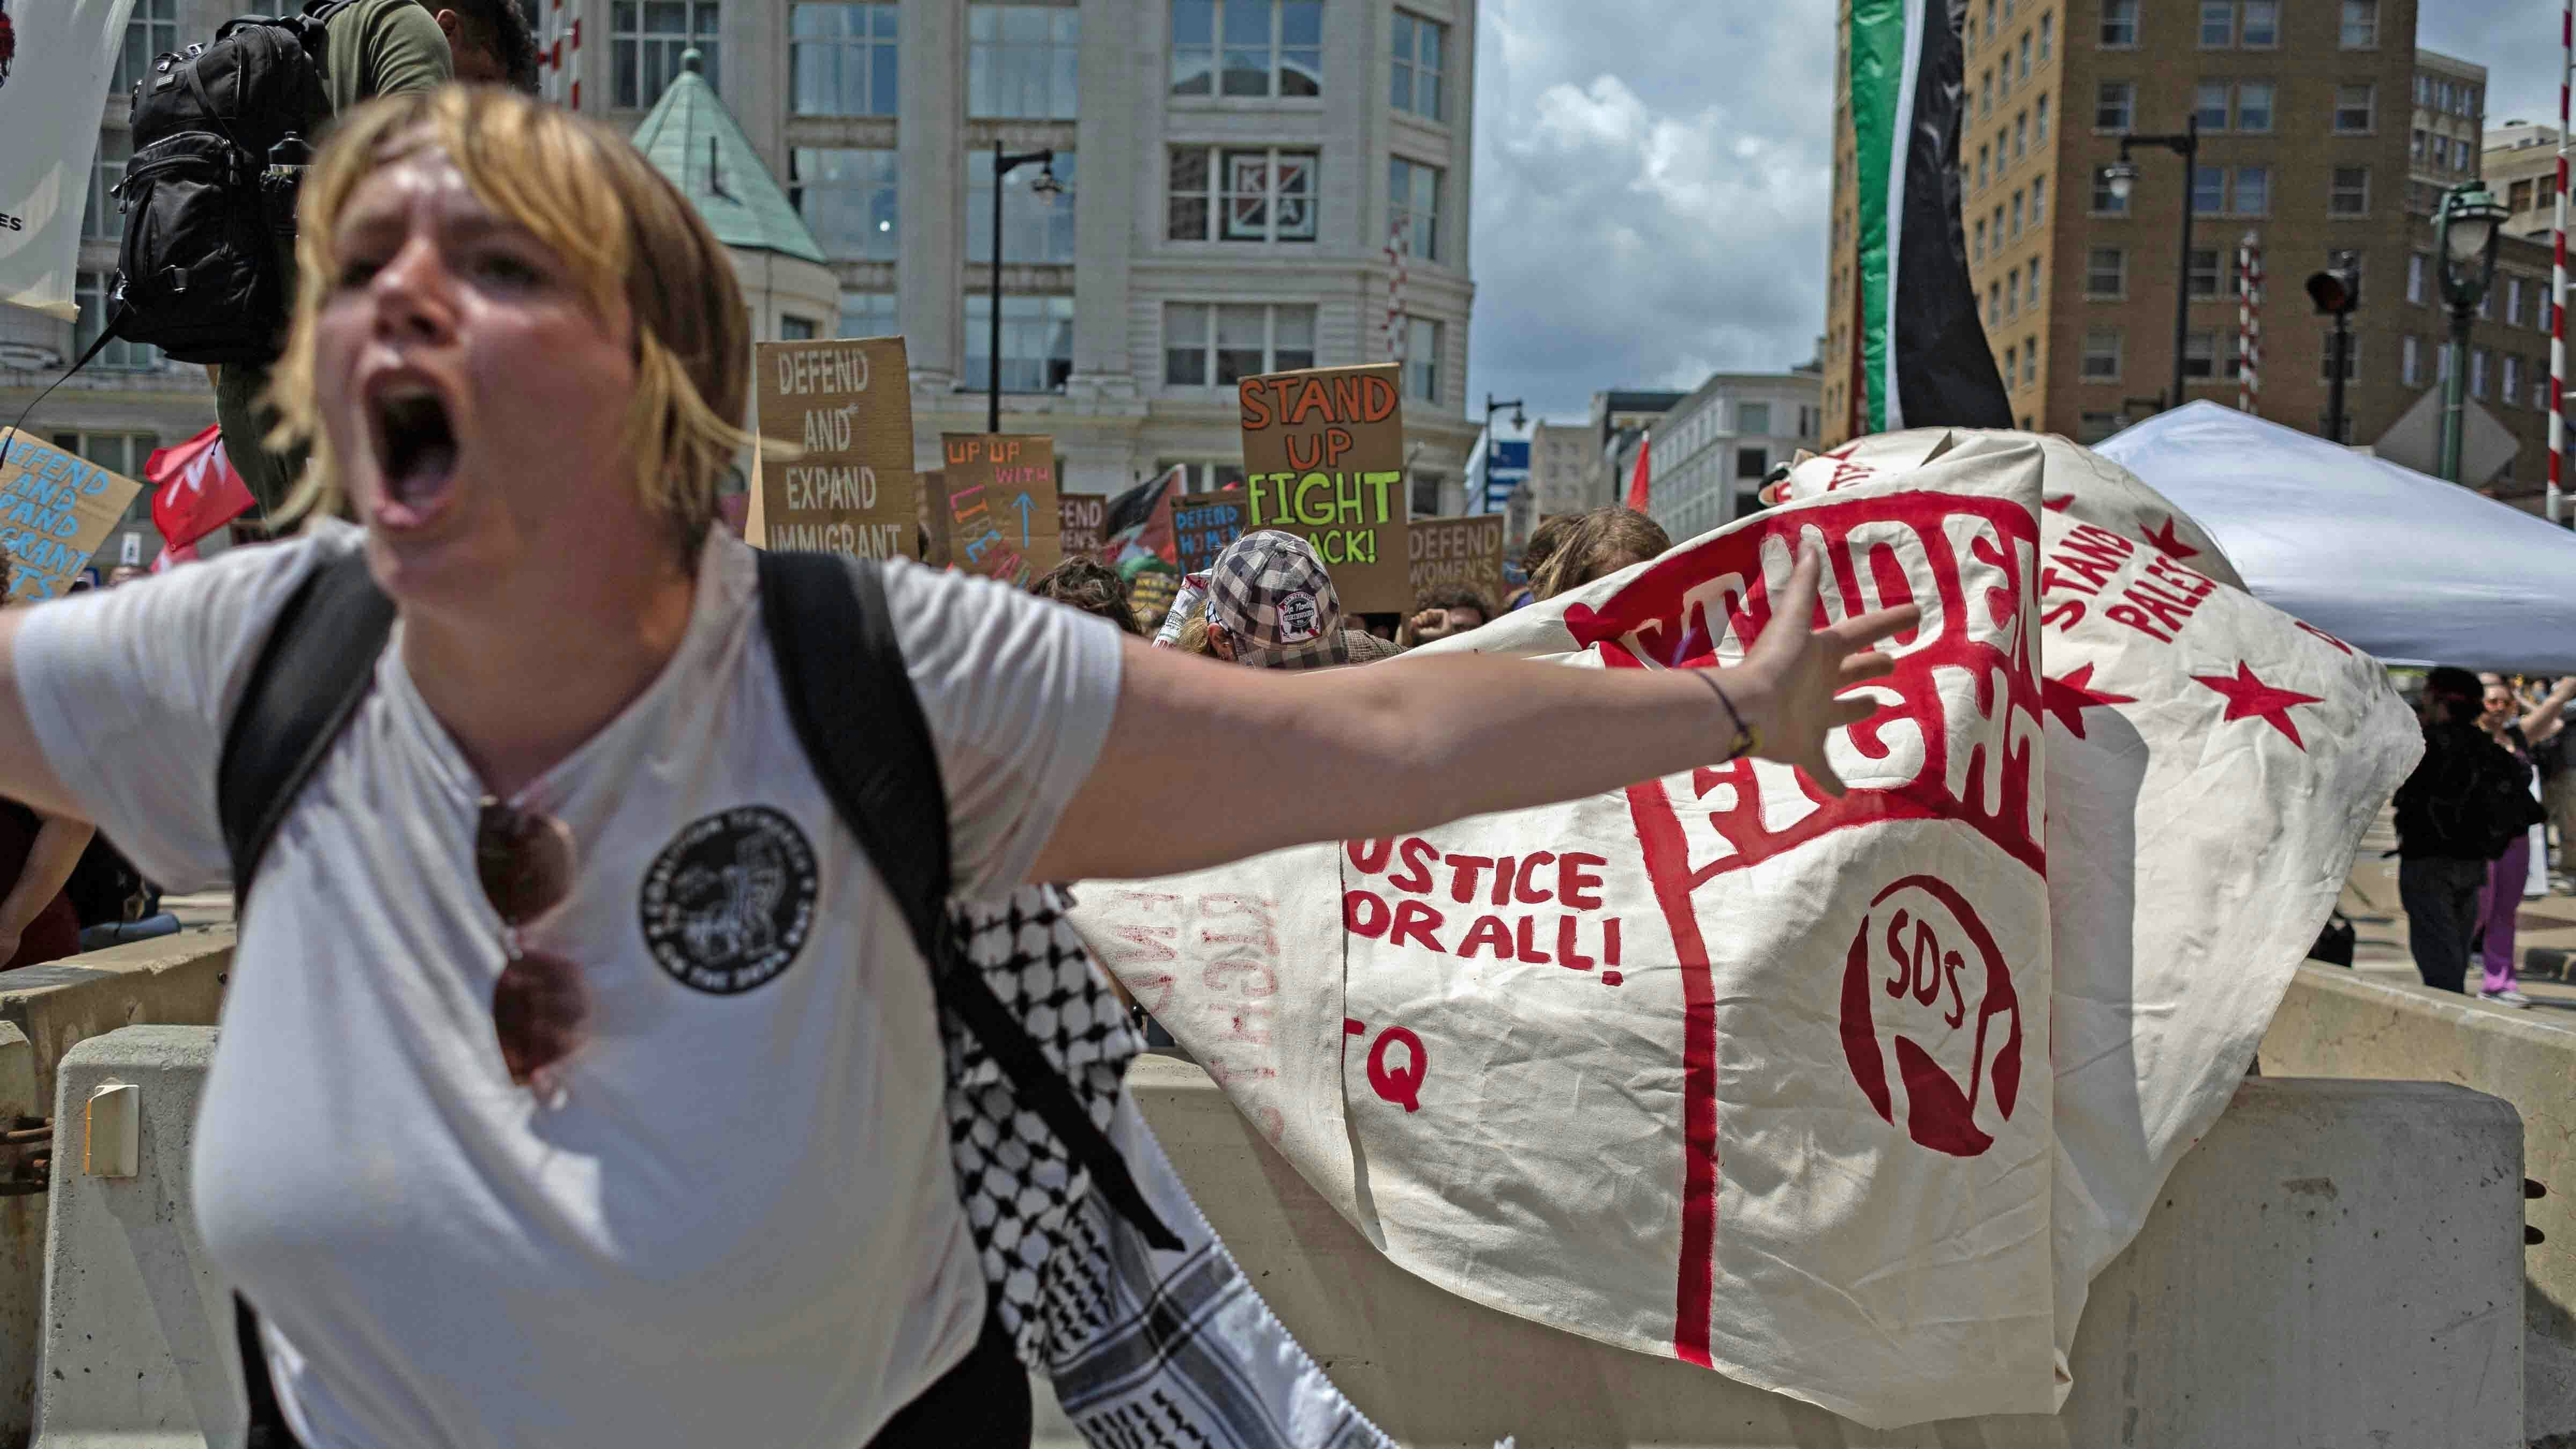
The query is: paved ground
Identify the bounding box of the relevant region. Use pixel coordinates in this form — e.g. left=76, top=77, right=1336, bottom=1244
left=2339, top=808, right=2576, bottom=1012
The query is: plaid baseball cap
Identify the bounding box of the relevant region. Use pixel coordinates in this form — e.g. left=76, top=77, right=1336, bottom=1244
left=1206, top=530, right=1367, bottom=669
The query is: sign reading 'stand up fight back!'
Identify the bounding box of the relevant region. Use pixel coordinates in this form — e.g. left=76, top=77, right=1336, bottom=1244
left=940, top=434, right=1059, bottom=586
left=750, top=336, right=918, bottom=560
left=0, top=429, right=143, bottom=601
left=1239, top=361, right=1409, bottom=613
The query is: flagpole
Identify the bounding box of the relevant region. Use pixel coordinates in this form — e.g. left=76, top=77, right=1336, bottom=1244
left=2237, top=232, right=2261, bottom=416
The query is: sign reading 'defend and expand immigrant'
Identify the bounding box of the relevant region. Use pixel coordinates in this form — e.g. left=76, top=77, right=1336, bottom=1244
left=1239, top=361, right=1409, bottom=614
left=1059, top=493, right=1107, bottom=559
left=940, top=434, right=1059, bottom=586
left=751, top=336, right=918, bottom=560
left=1407, top=515, right=1506, bottom=604
left=0, top=429, right=142, bottom=600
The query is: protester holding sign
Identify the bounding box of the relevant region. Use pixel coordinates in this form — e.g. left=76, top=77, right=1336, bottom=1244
left=0, top=89, right=1911, bottom=1448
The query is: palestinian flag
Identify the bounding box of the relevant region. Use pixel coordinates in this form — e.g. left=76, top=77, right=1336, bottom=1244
left=1848, top=0, right=2012, bottom=436
left=1099, top=465, right=1184, bottom=573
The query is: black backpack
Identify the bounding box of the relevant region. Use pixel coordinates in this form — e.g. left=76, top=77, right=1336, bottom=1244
left=102, top=1, right=355, bottom=367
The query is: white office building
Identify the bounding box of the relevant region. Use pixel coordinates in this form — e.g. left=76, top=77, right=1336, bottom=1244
left=1, top=0, right=1481, bottom=553
left=1638, top=370, right=1821, bottom=545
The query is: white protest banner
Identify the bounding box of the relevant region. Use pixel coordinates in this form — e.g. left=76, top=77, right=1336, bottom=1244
left=0, top=429, right=144, bottom=600
left=0, top=0, right=135, bottom=322
left=1072, top=431, right=2418, bottom=1426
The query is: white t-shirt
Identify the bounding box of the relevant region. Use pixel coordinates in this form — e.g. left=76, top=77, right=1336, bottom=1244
left=15, top=523, right=1124, bottom=1448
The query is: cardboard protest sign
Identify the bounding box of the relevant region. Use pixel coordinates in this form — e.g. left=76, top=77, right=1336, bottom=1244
left=1406, top=515, right=1506, bottom=605
left=1059, top=493, right=1107, bottom=560
left=0, top=430, right=144, bottom=601
left=1071, top=431, right=2417, bottom=1426
left=1239, top=362, right=1409, bottom=613
left=1126, top=567, right=1181, bottom=628
left=752, top=336, right=918, bottom=560
left=918, top=469, right=950, bottom=568
left=939, top=435, right=1058, bottom=586
left=1173, top=494, right=1251, bottom=576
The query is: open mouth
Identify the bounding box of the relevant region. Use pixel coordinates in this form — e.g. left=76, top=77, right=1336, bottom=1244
left=372, top=384, right=459, bottom=510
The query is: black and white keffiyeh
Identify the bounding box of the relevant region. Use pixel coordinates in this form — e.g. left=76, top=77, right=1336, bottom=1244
left=940, top=888, right=1394, bottom=1449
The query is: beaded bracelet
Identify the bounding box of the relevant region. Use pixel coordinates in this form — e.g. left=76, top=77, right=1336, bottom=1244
left=1693, top=671, right=1760, bottom=762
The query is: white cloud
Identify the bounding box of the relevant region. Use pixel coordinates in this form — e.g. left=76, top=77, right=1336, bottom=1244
left=1468, top=0, right=1837, bottom=423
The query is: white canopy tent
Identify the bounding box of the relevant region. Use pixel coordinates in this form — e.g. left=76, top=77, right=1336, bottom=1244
left=2095, top=400, right=2576, bottom=674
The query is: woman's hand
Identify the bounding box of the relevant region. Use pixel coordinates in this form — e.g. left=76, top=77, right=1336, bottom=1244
left=1729, top=543, right=1919, bottom=797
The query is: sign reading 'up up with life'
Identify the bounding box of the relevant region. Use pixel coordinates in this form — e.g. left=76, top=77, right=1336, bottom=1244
left=1239, top=361, right=1409, bottom=614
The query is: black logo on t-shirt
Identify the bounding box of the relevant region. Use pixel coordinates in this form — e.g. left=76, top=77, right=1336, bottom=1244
left=639, top=807, right=819, bottom=994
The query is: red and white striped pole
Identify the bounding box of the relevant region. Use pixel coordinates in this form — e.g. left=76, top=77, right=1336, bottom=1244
left=563, top=0, right=586, bottom=111
left=1383, top=221, right=1408, bottom=363
left=539, top=0, right=565, bottom=103
left=2552, top=0, right=2570, bottom=525
left=2236, top=231, right=2262, bottom=416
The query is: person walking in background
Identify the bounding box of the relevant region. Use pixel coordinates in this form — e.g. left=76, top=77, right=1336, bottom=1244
left=2395, top=668, right=2545, bottom=996
left=0, top=546, right=90, bottom=971
left=1528, top=507, right=1673, bottom=601
left=2472, top=674, right=2574, bottom=1004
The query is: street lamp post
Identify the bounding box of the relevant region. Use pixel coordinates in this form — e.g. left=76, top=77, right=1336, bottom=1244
left=2434, top=180, right=2511, bottom=483
left=2304, top=252, right=2360, bottom=444
left=1481, top=393, right=1526, bottom=516
left=986, top=141, right=1060, bottom=436
left=2101, top=116, right=2200, bottom=414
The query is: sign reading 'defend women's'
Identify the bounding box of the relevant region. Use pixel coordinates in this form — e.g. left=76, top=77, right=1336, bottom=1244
left=0, top=430, right=141, bottom=601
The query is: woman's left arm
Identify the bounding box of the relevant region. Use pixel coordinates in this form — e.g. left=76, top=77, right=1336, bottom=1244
left=0, top=812, right=92, bottom=963
left=2523, top=676, right=2576, bottom=744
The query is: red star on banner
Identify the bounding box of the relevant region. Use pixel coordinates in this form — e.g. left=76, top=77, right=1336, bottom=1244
left=2040, top=662, right=2136, bottom=739
left=2141, top=515, right=2199, bottom=561
left=2192, top=663, right=2322, bottom=751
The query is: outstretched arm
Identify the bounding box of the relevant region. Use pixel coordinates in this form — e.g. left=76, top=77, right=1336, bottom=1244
left=2522, top=676, right=2576, bottom=745
left=1029, top=546, right=1917, bottom=885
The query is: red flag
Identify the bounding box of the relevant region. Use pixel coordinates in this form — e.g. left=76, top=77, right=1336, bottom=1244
left=1624, top=435, right=1652, bottom=514
left=145, top=426, right=257, bottom=550
left=151, top=539, right=202, bottom=573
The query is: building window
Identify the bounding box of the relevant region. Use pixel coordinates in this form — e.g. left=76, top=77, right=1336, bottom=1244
left=82, top=133, right=130, bottom=244
left=1974, top=218, right=1988, bottom=260
left=2079, top=412, right=2123, bottom=442
left=780, top=315, right=820, bottom=341
left=1982, top=69, right=1995, bottom=116
left=2082, top=328, right=2121, bottom=380
left=74, top=273, right=158, bottom=371
left=967, top=150, right=1077, bottom=263
left=839, top=292, right=898, bottom=339
left=2235, top=80, right=2273, bottom=132
left=1404, top=315, right=1441, bottom=401
left=2091, top=169, right=2128, bottom=215
left=2512, top=179, right=2536, bottom=214
left=1168, top=147, right=1317, bottom=243
left=2408, top=252, right=2429, bottom=304
left=1740, top=400, right=1775, bottom=434
left=1392, top=11, right=1444, bottom=120
left=1978, top=145, right=1990, bottom=189
left=2539, top=369, right=2555, bottom=411
left=114, top=0, right=181, bottom=94
left=49, top=431, right=158, bottom=486
left=2101, top=0, right=2137, bottom=46
left=963, top=293, right=1075, bottom=393
left=2039, top=13, right=2054, bottom=60
left=2334, top=83, right=2374, bottom=133
left=2329, top=165, right=2369, bottom=216
left=1391, top=156, right=1443, bottom=262
left=2184, top=331, right=2220, bottom=379
left=2006, top=266, right=2021, bottom=316
left=2032, top=174, right=2047, bottom=222
left=2004, top=343, right=2020, bottom=384
left=2339, top=0, right=2376, bottom=48
left=1163, top=302, right=1318, bottom=385
left=2018, top=33, right=2031, bottom=78
left=2186, top=247, right=2222, bottom=297
left=1733, top=444, right=1771, bottom=481
left=2028, top=259, right=2043, bottom=306
left=2192, top=165, right=2225, bottom=214
left=2506, top=354, right=2524, bottom=406
left=969, top=4, right=1080, bottom=118
left=2402, top=333, right=2423, bottom=386
left=2096, top=80, right=2134, bottom=131
left=2011, top=190, right=2025, bottom=235
left=2193, top=80, right=2228, bottom=130
left=2241, top=0, right=2277, bottom=45
left=790, top=148, right=900, bottom=261
left=2198, top=0, right=2232, bottom=47
left=2015, top=112, right=2028, bottom=157
left=2470, top=346, right=2491, bottom=397
left=612, top=0, right=721, bottom=109
left=1989, top=282, right=2003, bottom=326
left=2024, top=342, right=2038, bottom=385
left=2036, top=95, right=2051, bottom=143
left=791, top=4, right=898, bottom=116
left=1174, top=0, right=1322, bottom=99
left=2233, top=165, right=2268, bottom=214
left=2320, top=331, right=2359, bottom=382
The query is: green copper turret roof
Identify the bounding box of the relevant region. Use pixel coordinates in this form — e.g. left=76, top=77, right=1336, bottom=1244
left=629, top=49, right=828, bottom=266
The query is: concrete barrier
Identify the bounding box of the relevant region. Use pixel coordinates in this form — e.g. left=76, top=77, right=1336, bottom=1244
left=2263, top=964, right=2576, bottom=1443
left=1128, top=1060, right=2526, bottom=1448
left=30, top=1027, right=241, bottom=1449
left=0, top=933, right=232, bottom=1446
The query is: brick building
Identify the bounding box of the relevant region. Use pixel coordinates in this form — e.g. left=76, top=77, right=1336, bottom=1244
left=1821, top=0, right=2558, bottom=503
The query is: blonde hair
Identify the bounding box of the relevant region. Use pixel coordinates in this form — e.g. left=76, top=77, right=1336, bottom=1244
left=268, top=86, right=752, bottom=553
left=1529, top=507, right=1673, bottom=601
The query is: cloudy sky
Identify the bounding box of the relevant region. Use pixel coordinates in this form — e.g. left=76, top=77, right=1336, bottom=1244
left=1464, top=0, right=2564, bottom=426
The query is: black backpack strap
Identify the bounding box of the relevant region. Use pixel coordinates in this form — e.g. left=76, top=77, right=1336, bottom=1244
left=215, top=548, right=395, bottom=902
left=757, top=550, right=1179, bottom=1253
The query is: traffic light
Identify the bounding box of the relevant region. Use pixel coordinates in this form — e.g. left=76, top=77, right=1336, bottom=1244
left=2306, top=253, right=2361, bottom=316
